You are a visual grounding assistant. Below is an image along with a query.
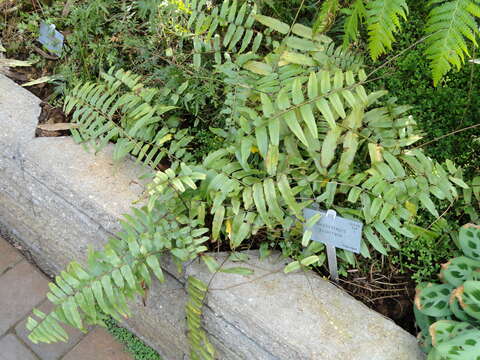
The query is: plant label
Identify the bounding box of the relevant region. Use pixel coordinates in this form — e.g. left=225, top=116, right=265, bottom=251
left=38, top=22, right=64, bottom=56
left=303, top=208, right=363, bottom=254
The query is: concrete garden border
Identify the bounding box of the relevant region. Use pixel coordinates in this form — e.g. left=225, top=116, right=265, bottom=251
left=0, top=74, right=425, bottom=359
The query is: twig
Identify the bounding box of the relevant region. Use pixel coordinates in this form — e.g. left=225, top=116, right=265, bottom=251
left=33, top=45, right=59, bottom=60
left=370, top=294, right=402, bottom=302
left=367, top=34, right=432, bottom=79
left=411, top=123, right=480, bottom=150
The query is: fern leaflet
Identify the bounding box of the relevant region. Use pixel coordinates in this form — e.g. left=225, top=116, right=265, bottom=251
left=342, top=0, right=367, bottom=46
left=425, top=0, right=480, bottom=85
left=366, top=0, right=409, bottom=60
left=313, top=0, right=340, bottom=34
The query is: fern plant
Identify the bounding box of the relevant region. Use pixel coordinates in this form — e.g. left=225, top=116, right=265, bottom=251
left=424, top=0, right=480, bottom=84
left=313, top=0, right=340, bottom=35
left=315, top=0, right=480, bottom=85
left=366, top=0, right=408, bottom=60
left=66, top=67, right=193, bottom=168
left=25, top=3, right=476, bottom=359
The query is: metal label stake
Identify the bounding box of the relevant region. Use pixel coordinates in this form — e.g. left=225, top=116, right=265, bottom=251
left=303, top=207, right=363, bottom=282
left=325, top=210, right=339, bottom=282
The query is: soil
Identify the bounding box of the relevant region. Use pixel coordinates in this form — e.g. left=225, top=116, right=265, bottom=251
left=338, top=269, right=417, bottom=334
left=2, top=67, right=69, bottom=136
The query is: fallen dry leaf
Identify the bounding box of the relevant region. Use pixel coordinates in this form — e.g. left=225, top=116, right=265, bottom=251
left=37, top=123, right=78, bottom=131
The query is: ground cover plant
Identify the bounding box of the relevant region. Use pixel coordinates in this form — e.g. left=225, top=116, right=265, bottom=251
left=105, top=317, right=162, bottom=360
left=414, top=225, right=480, bottom=359
left=1, top=0, right=479, bottom=358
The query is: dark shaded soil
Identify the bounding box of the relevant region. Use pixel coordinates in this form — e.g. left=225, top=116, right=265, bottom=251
left=338, top=270, right=416, bottom=334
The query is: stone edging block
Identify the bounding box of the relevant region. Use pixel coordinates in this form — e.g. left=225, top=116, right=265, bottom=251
left=0, top=74, right=425, bottom=359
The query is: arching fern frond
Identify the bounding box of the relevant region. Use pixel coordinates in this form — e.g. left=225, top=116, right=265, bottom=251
left=425, top=0, right=480, bottom=85
left=27, top=201, right=210, bottom=344
left=366, top=0, right=409, bottom=60
left=65, top=67, right=192, bottom=168
left=342, top=0, right=367, bottom=47
left=186, top=276, right=215, bottom=360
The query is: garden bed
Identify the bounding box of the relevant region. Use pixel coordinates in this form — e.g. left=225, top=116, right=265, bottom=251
left=1, top=1, right=479, bottom=358
left=0, top=73, right=423, bottom=359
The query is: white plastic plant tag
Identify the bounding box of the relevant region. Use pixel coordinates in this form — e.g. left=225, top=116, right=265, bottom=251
left=303, top=208, right=363, bottom=254
left=38, top=22, right=64, bottom=56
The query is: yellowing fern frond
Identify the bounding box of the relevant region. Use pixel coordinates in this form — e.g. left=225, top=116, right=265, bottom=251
left=313, top=0, right=340, bottom=34
left=366, top=0, right=409, bottom=60
left=425, top=0, right=480, bottom=85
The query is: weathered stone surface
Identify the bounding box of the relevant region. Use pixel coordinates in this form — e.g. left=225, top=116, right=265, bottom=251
left=0, top=137, right=147, bottom=272
left=0, top=334, right=37, bottom=360
left=0, top=137, right=189, bottom=359
left=0, top=261, right=49, bottom=336
left=186, top=252, right=424, bottom=360
left=120, top=272, right=189, bottom=359
left=15, top=301, right=85, bottom=360
left=0, top=74, right=40, bottom=156
left=62, top=328, right=133, bottom=360
left=0, top=73, right=425, bottom=359
left=0, top=236, right=22, bottom=275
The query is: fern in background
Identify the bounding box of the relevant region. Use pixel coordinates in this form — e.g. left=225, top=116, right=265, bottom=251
left=342, top=0, right=366, bottom=46
left=318, top=0, right=480, bottom=84
left=425, top=0, right=480, bottom=85
left=366, top=0, right=409, bottom=60
left=313, top=0, right=340, bottom=35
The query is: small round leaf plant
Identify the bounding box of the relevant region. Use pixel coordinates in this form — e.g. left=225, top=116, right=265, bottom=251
left=414, top=224, right=480, bottom=359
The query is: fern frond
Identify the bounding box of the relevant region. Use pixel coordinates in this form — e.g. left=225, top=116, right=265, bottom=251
left=64, top=68, right=190, bottom=168
left=322, top=41, right=364, bottom=71
left=183, top=0, right=262, bottom=68
left=366, top=0, right=409, bottom=60
left=28, top=193, right=209, bottom=344
left=425, top=0, right=480, bottom=85
left=342, top=0, right=367, bottom=46
left=313, top=0, right=340, bottom=35
left=27, top=208, right=168, bottom=343
left=186, top=276, right=215, bottom=360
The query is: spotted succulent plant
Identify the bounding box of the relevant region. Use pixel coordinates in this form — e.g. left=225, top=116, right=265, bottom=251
left=414, top=224, right=480, bottom=359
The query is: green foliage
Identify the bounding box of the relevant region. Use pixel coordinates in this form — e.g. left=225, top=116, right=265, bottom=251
left=312, top=0, right=340, bottom=35
left=366, top=0, right=408, bottom=60
left=414, top=225, right=480, bottom=359
left=425, top=0, right=480, bottom=85
left=27, top=203, right=210, bottom=344
left=65, top=67, right=193, bottom=168
left=392, top=173, right=480, bottom=282
left=105, top=317, right=162, bottom=360
left=317, top=0, right=480, bottom=84
left=342, top=0, right=366, bottom=46
left=370, top=4, right=480, bottom=176
left=25, top=2, right=475, bottom=357
left=186, top=276, right=215, bottom=360
left=254, top=0, right=319, bottom=24
left=393, top=219, right=461, bottom=283
left=58, top=0, right=181, bottom=83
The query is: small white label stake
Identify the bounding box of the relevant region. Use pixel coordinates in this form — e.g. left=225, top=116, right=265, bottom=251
left=303, top=207, right=363, bottom=282
left=325, top=210, right=339, bottom=282
left=326, top=244, right=338, bottom=282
